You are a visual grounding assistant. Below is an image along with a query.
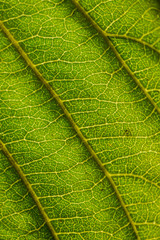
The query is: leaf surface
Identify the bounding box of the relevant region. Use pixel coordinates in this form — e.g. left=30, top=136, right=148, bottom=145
left=0, top=0, right=160, bottom=239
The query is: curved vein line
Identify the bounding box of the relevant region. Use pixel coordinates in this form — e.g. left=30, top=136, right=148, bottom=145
left=71, top=0, right=160, bottom=115
left=110, top=173, right=160, bottom=189
left=0, top=21, right=140, bottom=239
left=0, top=139, right=59, bottom=240
left=105, top=33, right=160, bottom=55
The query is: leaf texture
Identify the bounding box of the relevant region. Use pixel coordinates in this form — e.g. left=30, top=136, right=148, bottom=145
left=0, top=0, right=160, bottom=239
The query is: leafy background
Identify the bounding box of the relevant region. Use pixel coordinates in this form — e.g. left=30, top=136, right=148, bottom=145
left=0, top=0, right=160, bottom=239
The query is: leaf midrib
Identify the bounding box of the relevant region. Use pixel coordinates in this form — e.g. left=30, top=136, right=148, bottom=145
left=0, top=19, right=140, bottom=239
left=71, top=0, right=160, bottom=115
left=0, top=139, right=59, bottom=240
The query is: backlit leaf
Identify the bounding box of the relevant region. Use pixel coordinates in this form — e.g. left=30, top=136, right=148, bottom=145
left=0, top=0, right=160, bottom=239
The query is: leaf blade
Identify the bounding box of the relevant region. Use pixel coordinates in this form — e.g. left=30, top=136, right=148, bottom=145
left=0, top=0, right=160, bottom=239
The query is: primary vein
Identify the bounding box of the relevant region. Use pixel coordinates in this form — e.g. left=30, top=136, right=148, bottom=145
left=71, top=0, right=160, bottom=115
left=0, top=139, right=59, bottom=240
left=1, top=19, right=140, bottom=239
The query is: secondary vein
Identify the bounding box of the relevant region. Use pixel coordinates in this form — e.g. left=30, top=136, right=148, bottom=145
left=106, top=33, right=160, bottom=55
left=71, top=0, right=160, bottom=115
left=0, top=139, right=59, bottom=240
left=1, top=19, right=140, bottom=239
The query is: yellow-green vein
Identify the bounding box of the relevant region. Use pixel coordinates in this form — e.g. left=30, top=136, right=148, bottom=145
left=71, top=0, right=160, bottom=115
left=0, top=20, right=140, bottom=239
left=105, top=33, right=160, bottom=55
left=0, top=139, right=59, bottom=240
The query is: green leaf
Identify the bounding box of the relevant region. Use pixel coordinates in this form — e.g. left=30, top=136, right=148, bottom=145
left=0, top=0, right=160, bottom=239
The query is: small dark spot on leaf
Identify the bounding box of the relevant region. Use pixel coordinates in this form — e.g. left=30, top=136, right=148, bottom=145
left=124, top=129, right=132, bottom=136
